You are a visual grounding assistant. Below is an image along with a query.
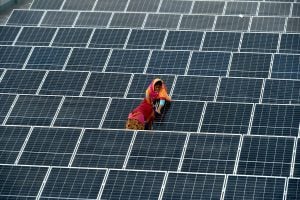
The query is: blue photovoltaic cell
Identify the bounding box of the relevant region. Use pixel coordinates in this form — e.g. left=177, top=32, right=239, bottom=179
left=94, top=0, right=128, bottom=11
left=144, top=14, right=181, bottom=30
left=0, top=94, right=16, bottom=124
left=101, top=170, right=164, bottom=200
left=286, top=18, right=300, bottom=33
left=159, top=0, right=192, bottom=13
left=72, top=129, right=134, bottom=168
left=16, top=27, right=57, bottom=46
left=217, top=77, right=263, bottom=103
left=0, top=125, right=30, bottom=164
left=293, top=139, right=300, bottom=177
left=262, top=79, right=300, bottom=104
left=182, top=133, right=240, bottom=174
left=229, top=53, right=271, bottom=78
left=240, top=33, right=279, bottom=53
left=200, top=102, right=253, bottom=134
left=6, top=10, right=44, bottom=26
left=62, top=0, right=96, bottom=10
left=164, top=30, right=203, bottom=50
left=279, top=34, right=300, bottom=53
left=30, top=0, right=64, bottom=9
left=0, top=69, right=45, bottom=94
left=224, top=175, right=285, bottom=200
left=202, top=32, right=241, bottom=52
left=187, top=51, right=230, bottom=76
left=54, top=97, right=109, bottom=128
left=65, top=48, right=110, bottom=72
left=251, top=104, right=300, bottom=137
left=146, top=50, right=190, bottom=75
left=162, top=173, right=224, bottom=200
left=0, top=46, right=31, bottom=69
left=126, top=131, right=186, bottom=171
left=126, top=29, right=166, bottom=49
left=18, top=127, right=81, bottom=166
left=83, top=72, right=131, bottom=97
left=214, top=16, right=250, bottom=31
left=89, top=28, right=129, bottom=48
left=39, top=71, right=88, bottom=96
left=109, top=13, right=146, bottom=28
left=41, top=168, right=105, bottom=199
left=238, top=135, right=294, bottom=177
left=287, top=178, right=300, bottom=199
left=126, top=73, right=175, bottom=98
left=40, top=11, right=78, bottom=27
left=0, top=26, right=20, bottom=45
left=180, top=15, right=215, bottom=30
left=172, top=75, right=219, bottom=101
left=153, top=101, right=205, bottom=132
left=52, top=28, right=93, bottom=47
left=75, top=12, right=111, bottom=28
left=126, top=0, right=160, bottom=12
left=6, top=95, right=62, bottom=126
left=26, top=47, right=70, bottom=70
left=106, top=49, right=149, bottom=73
left=271, top=54, right=300, bottom=80
left=0, top=165, right=48, bottom=199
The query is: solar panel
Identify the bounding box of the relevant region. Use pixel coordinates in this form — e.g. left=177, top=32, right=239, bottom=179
left=0, top=26, right=20, bottom=45
left=72, top=129, right=134, bottom=168
left=89, top=28, right=129, bottom=48
left=0, top=46, right=31, bottom=69
left=271, top=54, right=300, bottom=80
left=292, top=3, right=300, bottom=17
left=146, top=50, right=190, bottom=75
left=159, top=0, right=192, bottom=13
left=82, top=72, right=131, bottom=97
left=39, top=70, right=88, bottom=96
left=180, top=15, right=215, bottom=30
left=18, top=127, right=81, bottom=166
left=126, top=29, right=166, bottom=49
left=52, top=27, right=93, bottom=47
left=164, top=30, right=203, bottom=50
left=30, top=0, right=64, bottom=10
left=40, top=11, right=78, bottom=27
left=262, top=79, right=300, bottom=104
left=279, top=34, right=300, bottom=54
left=182, top=133, right=240, bottom=174
left=94, top=0, right=128, bottom=11
left=100, top=170, right=164, bottom=199
left=202, top=32, right=241, bottom=52
left=6, top=10, right=44, bottom=26
left=0, top=165, right=48, bottom=199
left=217, top=77, right=263, bottom=103
left=237, top=135, right=294, bottom=177
left=192, top=1, right=225, bottom=14
left=294, top=139, right=300, bottom=177
left=53, top=97, right=109, bottom=128
left=25, top=47, right=70, bottom=70
left=250, top=17, right=286, bottom=32
left=287, top=178, right=300, bottom=199
left=200, top=102, right=253, bottom=134
left=62, top=0, right=96, bottom=10
left=41, top=167, right=105, bottom=199
left=251, top=104, right=300, bottom=137
left=225, top=1, right=258, bottom=15
left=162, top=173, right=225, bottom=200
left=172, top=75, right=219, bottom=101
left=75, top=12, right=111, bottom=28
left=215, top=16, right=250, bottom=31
left=144, top=14, right=181, bottom=30
left=6, top=95, right=62, bottom=126
left=240, top=33, right=279, bottom=53
left=224, top=175, right=285, bottom=200
left=126, top=0, right=160, bottom=12
left=0, top=94, right=16, bottom=124
left=126, top=131, right=186, bottom=171
left=0, top=69, right=45, bottom=94
left=109, top=12, right=146, bottom=28
left=286, top=18, right=300, bottom=33
left=0, top=125, right=30, bottom=164
left=258, top=2, right=291, bottom=16
left=16, top=27, right=57, bottom=46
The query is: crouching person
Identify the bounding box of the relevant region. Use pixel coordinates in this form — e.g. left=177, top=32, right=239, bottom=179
left=126, top=99, right=155, bottom=130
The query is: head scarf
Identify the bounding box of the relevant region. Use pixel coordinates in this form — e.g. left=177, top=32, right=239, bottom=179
left=146, top=78, right=171, bottom=103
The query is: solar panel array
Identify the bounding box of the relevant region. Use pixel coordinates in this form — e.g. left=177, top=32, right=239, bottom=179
left=0, top=0, right=300, bottom=199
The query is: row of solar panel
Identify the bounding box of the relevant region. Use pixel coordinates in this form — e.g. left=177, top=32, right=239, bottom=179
left=0, top=126, right=299, bottom=176
left=6, top=9, right=300, bottom=33
left=1, top=164, right=299, bottom=200
left=0, top=93, right=299, bottom=135
left=0, top=69, right=299, bottom=105
left=28, top=0, right=300, bottom=17
left=2, top=26, right=300, bottom=53
left=1, top=45, right=300, bottom=79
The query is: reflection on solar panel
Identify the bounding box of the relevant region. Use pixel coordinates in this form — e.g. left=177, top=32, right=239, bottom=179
left=1, top=0, right=300, bottom=198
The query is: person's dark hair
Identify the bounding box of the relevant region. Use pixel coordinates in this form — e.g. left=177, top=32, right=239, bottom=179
left=154, top=80, right=162, bottom=87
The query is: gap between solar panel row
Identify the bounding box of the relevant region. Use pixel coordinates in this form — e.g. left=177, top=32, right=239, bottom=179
left=1, top=163, right=299, bottom=200
left=0, top=69, right=299, bottom=104
left=0, top=93, right=299, bottom=136
left=1, top=45, right=300, bottom=80
left=5, top=9, right=300, bottom=32
left=0, top=126, right=298, bottom=176
left=27, top=0, right=300, bottom=18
